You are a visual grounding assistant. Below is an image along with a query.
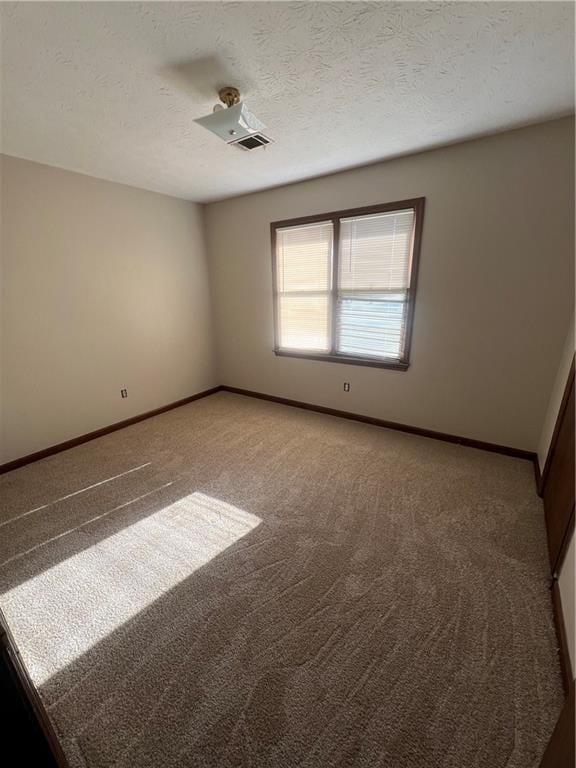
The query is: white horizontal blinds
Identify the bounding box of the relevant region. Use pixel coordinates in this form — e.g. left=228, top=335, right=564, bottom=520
left=337, top=209, right=414, bottom=360
left=276, top=221, right=333, bottom=352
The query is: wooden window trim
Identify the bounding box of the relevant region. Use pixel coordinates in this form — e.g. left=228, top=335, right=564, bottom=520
left=270, top=197, right=425, bottom=371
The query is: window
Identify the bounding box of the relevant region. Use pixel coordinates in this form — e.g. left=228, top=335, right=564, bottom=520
left=271, top=198, right=424, bottom=370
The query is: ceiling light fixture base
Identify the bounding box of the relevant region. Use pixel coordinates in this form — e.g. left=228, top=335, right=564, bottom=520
left=218, top=87, right=241, bottom=108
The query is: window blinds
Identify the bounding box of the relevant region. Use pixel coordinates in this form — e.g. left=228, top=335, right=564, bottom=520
left=275, top=221, right=333, bottom=351
left=274, top=206, right=416, bottom=362
left=337, top=209, right=414, bottom=360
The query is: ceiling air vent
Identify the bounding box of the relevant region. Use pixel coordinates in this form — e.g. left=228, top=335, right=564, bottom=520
left=194, top=87, right=274, bottom=150
left=232, top=134, right=272, bottom=151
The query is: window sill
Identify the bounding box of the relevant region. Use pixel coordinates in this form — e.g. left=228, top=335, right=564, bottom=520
left=274, top=349, right=409, bottom=371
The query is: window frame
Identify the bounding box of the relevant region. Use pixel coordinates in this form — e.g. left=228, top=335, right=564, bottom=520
left=270, top=197, right=425, bottom=371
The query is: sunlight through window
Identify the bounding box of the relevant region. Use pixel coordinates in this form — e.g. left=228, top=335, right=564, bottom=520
left=0, top=493, right=260, bottom=686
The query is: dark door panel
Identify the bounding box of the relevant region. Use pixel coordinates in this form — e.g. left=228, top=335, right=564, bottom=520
left=538, top=682, right=574, bottom=768
left=543, top=363, right=575, bottom=574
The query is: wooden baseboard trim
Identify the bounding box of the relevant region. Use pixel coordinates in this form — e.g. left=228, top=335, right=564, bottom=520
left=0, top=386, right=223, bottom=475
left=534, top=457, right=543, bottom=497
left=1, top=384, right=537, bottom=474
left=551, top=578, right=574, bottom=696
left=220, top=386, right=536, bottom=461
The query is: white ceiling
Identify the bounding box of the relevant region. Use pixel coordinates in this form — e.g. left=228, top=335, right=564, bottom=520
left=1, top=1, right=573, bottom=203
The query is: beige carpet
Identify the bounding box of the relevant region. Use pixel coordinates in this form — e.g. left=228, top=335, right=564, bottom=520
left=0, top=392, right=563, bottom=768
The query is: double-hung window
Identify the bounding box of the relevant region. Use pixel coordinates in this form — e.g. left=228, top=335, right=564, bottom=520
left=271, top=198, right=424, bottom=370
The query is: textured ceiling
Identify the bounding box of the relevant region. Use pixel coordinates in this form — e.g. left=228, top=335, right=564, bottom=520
left=1, top=1, right=574, bottom=202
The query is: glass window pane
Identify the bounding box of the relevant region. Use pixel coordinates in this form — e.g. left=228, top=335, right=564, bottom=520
left=276, top=222, right=333, bottom=292
left=336, top=292, right=407, bottom=359
left=339, top=210, right=414, bottom=291
left=278, top=294, right=330, bottom=352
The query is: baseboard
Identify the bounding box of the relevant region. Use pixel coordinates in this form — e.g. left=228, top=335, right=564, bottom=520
left=0, top=386, right=222, bottom=475
left=220, top=385, right=536, bottom=461
left=0, top=383, right=537, bottom=475
left=551, top=578, right=574, bottom=696
left=534, top=457, right=543, bottom=497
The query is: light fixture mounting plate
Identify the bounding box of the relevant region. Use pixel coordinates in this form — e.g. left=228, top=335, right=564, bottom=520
left=218, top=87, right=240, bottom=108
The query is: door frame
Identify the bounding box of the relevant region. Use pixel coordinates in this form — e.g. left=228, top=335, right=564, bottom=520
left=538, top=356, right=575, bottom=696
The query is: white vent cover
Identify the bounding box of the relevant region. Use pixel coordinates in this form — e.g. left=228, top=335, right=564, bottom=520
left=194, top=102, right=273, bottom=150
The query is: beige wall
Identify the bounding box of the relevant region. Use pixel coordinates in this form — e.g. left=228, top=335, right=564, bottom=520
left=2, top=119, right=574, bottom=462
left=1, top=155, right=216, bottom=463
left=205, top=118, right=575, bottom=451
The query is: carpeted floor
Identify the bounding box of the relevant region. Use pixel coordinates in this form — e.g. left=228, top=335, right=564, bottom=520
left=0, top=392, right=563, bottom=768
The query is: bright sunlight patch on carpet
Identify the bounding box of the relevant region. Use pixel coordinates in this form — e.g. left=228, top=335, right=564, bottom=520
left=1, top=493, right=260, bottom=685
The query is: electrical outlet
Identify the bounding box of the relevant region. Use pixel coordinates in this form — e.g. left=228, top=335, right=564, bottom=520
left=343, top=382, right=350, bottom=392
left=121, top=389, right=128, bottom=398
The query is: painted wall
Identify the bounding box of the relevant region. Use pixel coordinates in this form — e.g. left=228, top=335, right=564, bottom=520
left=2, top=119, right=574, bottom=462
left=205, top=118, right=574, bottom=451
left=0, top=155, right=216, bottom=463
